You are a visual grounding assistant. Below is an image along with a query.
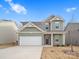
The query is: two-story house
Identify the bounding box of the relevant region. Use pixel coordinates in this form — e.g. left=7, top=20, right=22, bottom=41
left=18, top=15, right=65, bottom=46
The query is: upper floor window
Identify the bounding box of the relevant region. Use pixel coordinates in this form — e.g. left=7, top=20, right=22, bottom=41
left=55, top=22, right=60, bottom=29
left=46, top=26, right=48, bottom=29
left=56, top=26, right=59, bottom=29
left=45, top=23, right=49, bottom=30
left=56, top=39, right=59, bottom=42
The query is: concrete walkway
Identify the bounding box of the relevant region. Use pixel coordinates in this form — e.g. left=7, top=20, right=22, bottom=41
left=0, top=46, right=43, bottom=59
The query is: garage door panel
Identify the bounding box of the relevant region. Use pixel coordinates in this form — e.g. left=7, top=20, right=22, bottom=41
left=20, top=36, right=42, bottom=45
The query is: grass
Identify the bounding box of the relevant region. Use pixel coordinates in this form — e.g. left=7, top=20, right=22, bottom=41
left=41, top=46, right=79, bottom=59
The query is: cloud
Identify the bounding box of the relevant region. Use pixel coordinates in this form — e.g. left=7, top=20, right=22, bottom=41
left=5, top=10, right=10, bottom=14
left=9, top=3, right=27, bottom=14
left=71, top=8, right=76, bottom=10
left=0, top=4, right=3, bottom=8
left=5, top=0, right=12, bottom=3
left=5, top=0, right=27, bottom=15
left=66, top=7, right=77, bottom=12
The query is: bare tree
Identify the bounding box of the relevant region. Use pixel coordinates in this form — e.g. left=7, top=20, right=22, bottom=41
left=68, top=27, right=74, bottom=52
left=68, top=10, right=75, bottom=52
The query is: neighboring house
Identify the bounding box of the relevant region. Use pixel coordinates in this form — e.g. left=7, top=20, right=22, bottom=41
left=0, top=20, right=17, bottom=44
left=65, top=23, right=79, bottom=45
left=18, top=15, right=65, bottom=46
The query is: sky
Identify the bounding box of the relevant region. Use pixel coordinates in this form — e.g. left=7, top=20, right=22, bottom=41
left=0, top=0, right=79, bottom=24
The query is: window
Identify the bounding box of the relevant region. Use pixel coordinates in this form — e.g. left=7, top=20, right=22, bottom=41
left=56, top=39, right=59, bottom=42
left=55, top=22, right=60, bottom=29
left=56, top=26, right=59, bottom=29
left=45, top=23, right=49, bottom=30
left=46, top=27, right=48, bottom=29
left=55, top=22, right=59, bottom=24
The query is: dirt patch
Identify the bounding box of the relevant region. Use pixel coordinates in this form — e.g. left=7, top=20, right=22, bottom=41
left=41, top=46, right=79, bottom=59
left=0, top=43, right=16, bottom=49
left=63, top=50, right=79, bottom=57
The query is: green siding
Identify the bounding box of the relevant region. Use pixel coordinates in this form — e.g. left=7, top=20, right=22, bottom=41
left=52, top=22, right=63, bottom=30
left=21, top=27, right=41, bottom=32
left=53, top=34, right=63, bottom=45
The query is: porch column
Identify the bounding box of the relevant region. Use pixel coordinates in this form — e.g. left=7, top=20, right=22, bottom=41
left=42, top=34, right=44, bottom=45
left=63, top=33, right=65, bottom=45
left=51, top=33, right=53, bottom=46
left=50, top=22, right=52, bottom=31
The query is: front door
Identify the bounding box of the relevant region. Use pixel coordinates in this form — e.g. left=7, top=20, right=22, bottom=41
left=44, top=34, right=51, bottom=45
left=46, top=39, right=49, bottom=45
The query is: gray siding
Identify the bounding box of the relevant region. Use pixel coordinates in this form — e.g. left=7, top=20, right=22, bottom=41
left=52, top=21, right=63, bottom=30
left=65, top=23, right=79, bottom=45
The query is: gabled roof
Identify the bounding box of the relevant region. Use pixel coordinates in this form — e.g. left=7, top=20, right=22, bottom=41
left=21, top=22, right=28, bottom=25
left=65, top=23, right=79, bottom=31
left=45, top=15, right=64, bottom=22
left=51, top=16, right=63, bottom=21
left=20, top=15, right=64, bottom=32
left=21, top=21, right=46, bottom=31
left=19, top=22, right=45, bottom=32
left=33, top=22, right=46, bottom=31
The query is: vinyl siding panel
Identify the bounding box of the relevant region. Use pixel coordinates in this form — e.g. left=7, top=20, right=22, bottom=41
left=53, top=34, right=63, bottom=45
left=21, top=27, right=41, bottom=32
left=65, top=23, right=79, bottom=45
left=52, top=22, right=63, bottom=30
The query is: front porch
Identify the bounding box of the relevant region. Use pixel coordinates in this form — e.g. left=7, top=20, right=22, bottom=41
left=43, top=33, right=65, bottom=46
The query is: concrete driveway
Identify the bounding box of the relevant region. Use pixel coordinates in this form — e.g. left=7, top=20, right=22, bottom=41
left=0, top=46, right=43, bottom=59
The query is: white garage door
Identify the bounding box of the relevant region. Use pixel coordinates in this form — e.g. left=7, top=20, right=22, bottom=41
left=19, top=36, right=42, bottom=45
